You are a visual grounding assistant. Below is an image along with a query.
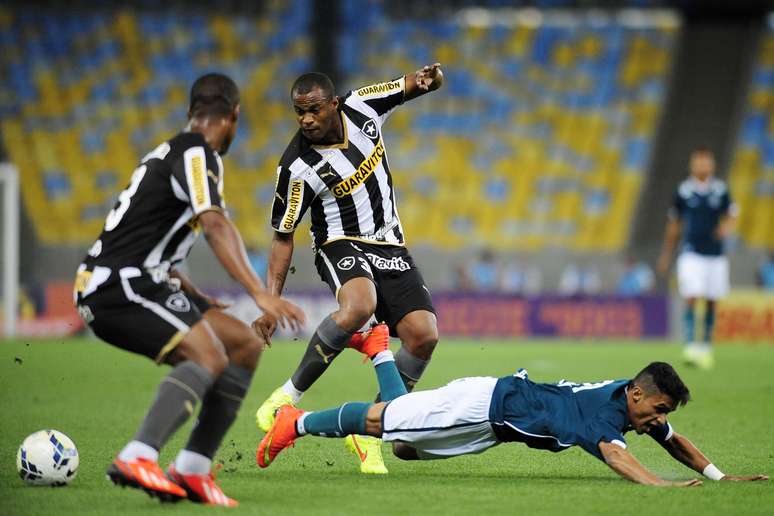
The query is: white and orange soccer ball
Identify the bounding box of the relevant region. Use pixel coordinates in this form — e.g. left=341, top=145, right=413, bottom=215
left=17, top=430, right=79, bottom=486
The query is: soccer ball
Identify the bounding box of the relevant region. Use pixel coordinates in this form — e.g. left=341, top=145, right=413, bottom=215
left=16, top=430, right=79, bottom=486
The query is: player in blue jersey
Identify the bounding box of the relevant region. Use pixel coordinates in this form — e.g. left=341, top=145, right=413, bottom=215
left=256, top=336, right=767, bottom=486
left=658, top=147, right=738, bottom=369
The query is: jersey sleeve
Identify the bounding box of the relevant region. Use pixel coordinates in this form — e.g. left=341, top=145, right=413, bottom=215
left=348, top=76, right=405, bottom=124
left=270, top=165, right=315, bottom=233
left=576, top=408, right=628, bottom=461
left=170, top=145, right=225, bottom=216
left=648, top=422, right=674, bottom=444
left=668, top=190, right=685, bottom=221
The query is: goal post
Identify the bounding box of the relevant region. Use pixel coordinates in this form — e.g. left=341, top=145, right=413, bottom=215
left=1, top=162, right=19, bottom=338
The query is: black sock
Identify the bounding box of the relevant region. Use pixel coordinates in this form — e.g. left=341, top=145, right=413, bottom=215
left=185, top=364, right=253, bottom=459
left=290, top=315, right=353, bottom=391
left=134, top=361, right=214, bottom=451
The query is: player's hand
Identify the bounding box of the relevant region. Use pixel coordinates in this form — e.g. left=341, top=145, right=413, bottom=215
left=252, top=314, right=278, bottom=346
left=415, top=63, right=443, bottom=91
left=253, top=293, right=306, bottom=333
left=662, top=479, right=703, bottom=487
left=720, top=474, right=768, bottom=481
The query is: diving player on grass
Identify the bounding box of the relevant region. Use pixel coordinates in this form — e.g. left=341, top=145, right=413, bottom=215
left=257, top=333, right=767, bottom=486
left=253, top=64, right=444, bottom=474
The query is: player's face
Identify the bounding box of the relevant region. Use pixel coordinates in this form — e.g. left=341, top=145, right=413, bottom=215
left=690, top=151, right=715, bottom=182
left=219, top=105, right=240, bottom=155
left=293, top=87, right=339, bottom=142
left=627, top=387, right=676, bottom=434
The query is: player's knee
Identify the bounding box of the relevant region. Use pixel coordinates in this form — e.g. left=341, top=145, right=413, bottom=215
left=176, top=327, right=228, bottom=377
left=404, top=325, right=438, bottom=360
left=226, top=325, right=264, bottom=370
left=336, top=304, right=375, bottom=332
left=391, top=442, right=419, bottom=461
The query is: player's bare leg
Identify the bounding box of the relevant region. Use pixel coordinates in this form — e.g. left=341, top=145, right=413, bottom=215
left=108, top=320, right=227, bottom=502
left=168, top=309, right=264, bottom=506
left=256, top=277, right=377, bottom=430
left=394, top=310, right=438, bottom=391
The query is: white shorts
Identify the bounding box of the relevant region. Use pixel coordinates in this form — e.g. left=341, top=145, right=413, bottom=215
left=381, top=376, right=500, bottom=459
left=677, top=252, right=729, bottom=300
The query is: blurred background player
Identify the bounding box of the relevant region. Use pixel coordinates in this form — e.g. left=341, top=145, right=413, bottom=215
left=253, top=64, right=444, bottom=474
left=259, top=348, right=768, bottom=486
left=74, top=74, right=305, bottom=506
left=658, top=147, right=738, bottom=369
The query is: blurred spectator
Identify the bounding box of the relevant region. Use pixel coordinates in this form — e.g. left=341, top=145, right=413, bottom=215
left=616, top=257, right=655, bottom=297
left=757, top=252, right=774, bottom=290
left=455, top=248, right=500, bottom=292
left=501, top=257, right=542, bottom=295
left=558, top=263, right=601, bottom=296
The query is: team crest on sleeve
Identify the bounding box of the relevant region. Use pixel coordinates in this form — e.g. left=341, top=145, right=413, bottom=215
left=165, top=292, right=191, bottom=312
left=361, top=119, right=379, bottom=141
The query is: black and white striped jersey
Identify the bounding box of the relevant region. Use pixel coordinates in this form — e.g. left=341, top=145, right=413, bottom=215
left=77, top=132, right=225, bottom=291
left=271, top=77, right=407, bottom=250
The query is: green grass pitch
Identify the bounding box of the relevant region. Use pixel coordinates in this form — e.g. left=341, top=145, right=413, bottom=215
left=1, top=338, right=772, bottom=515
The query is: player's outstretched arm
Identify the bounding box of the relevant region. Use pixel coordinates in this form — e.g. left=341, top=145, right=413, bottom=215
left=660, top=431, right=768, bottom=482
left=599, top=441, right=702, bottom=486
left=403, top=63, right=444, bottom=102
left=252, top=231, right=295, bottom=341
left=198, top=211, right=305, bottom=331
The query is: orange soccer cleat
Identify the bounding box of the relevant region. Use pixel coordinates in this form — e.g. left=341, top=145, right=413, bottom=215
left=348, top=323, right=389, bottom=360
left=166, top=463, right=238, bottom=507
left=256, top=404, right=304, bottom=468
left=106, top=457, right=187, bottom=503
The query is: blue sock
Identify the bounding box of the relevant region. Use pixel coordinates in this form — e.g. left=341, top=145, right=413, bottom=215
left=375, top=361, right=407, bottom=401
left=704, top=302, right=715, bottom=346
left=683, top=305, right=695, bottom=344
left=299, top=402, right=370, bottom=437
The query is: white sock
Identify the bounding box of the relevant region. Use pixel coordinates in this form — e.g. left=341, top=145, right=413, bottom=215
left=296, top=413, right=310, bottom=436
left=371, top=350, right=395, bottom=367
left=117, top=440, right=158, bottom=462
left=281, top=379, right=305, bottom=404
left=174, top=449, right=212, bottom=475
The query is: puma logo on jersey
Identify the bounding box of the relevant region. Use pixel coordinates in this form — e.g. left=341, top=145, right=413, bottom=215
left=207, top=170, right=219, bottom=182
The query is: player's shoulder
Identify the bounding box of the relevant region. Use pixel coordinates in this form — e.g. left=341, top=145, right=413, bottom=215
left=709, top=178, right=729, bottom=195
left=164, top=132, right=216, bottom=162
left=278, top=130, right=317, bottom=176
left=677, top=179, right=695, bottom=198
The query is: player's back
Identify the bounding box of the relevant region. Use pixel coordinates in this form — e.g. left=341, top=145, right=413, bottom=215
left=82, top=132, right=223, bottom=276
left=489, top=373, right=630, bottom=452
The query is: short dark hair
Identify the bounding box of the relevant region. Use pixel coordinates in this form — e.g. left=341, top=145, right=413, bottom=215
left=691, top=145, right=713, bottom=156
left=189, top=73, right=240, bottom=118
left=633, top=362, right=691, bottom=407
left=290, top=72, right=335, bottom=100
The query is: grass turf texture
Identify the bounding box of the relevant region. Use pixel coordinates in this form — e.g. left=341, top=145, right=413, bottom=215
left=1, top=338, right=772, bottom=515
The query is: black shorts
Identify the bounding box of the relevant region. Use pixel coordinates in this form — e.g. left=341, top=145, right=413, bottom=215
left=74, top=266, right=211, bottom=363
left=315, top=240, right=435, bottom=336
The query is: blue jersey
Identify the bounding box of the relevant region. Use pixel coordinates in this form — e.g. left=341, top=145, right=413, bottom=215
left=670, top=178, right=734, bottom=256
left=488, top=372, right=673, bottom=461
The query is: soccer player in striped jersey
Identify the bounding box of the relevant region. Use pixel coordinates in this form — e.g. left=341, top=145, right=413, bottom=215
left=658, top=147, right=738, bottom=369
left=253, top=64, right=444, bottom=474
left=259, top=345, right=768, bottom=486
left=74, top=74, right=305, bottom=506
